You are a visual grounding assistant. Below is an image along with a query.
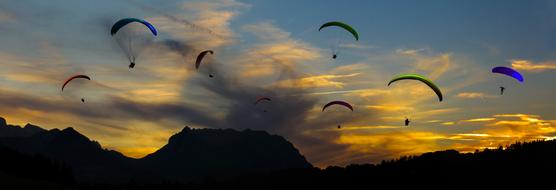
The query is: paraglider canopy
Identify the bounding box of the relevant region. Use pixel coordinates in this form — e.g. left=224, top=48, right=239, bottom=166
left=322, top=101, right=354, bottom=112
left=388, top=74, right=443, bottom=102
left=254, top=97, right=272, bottom=105
left=319, top=21, right=359, bottom=41
left=492, top=66, right=524, bottom=83
left=61, top=75, right=91, bottom=92
left=111, top=18, right=158, bottom=36
left=195, top=50, right=214, bottom=70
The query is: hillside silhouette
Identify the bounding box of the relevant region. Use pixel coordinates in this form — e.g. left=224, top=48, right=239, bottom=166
left=0, top=117, right=311, bottom=185
left=2, top=117, right=556, bottom=189
left=200, top=140, right=556, bottom=189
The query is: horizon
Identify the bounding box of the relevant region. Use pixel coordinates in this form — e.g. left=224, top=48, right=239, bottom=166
left=1, top=0, right=556, bottom=168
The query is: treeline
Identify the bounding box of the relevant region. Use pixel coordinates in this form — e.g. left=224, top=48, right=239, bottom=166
left=0, top=145, right=75, bottom=189
left=3, top=140, right=556, bottom=189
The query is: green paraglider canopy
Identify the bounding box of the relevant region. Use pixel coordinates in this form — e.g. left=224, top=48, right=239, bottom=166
left=319, top=21, right=359, bottom=41
left=388, top=74, right=443, bottom=102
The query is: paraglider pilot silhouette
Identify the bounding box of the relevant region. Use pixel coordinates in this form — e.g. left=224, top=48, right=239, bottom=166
left=500, top=86, right=505, bottom=95
left=405, top=117, right=410, bottom=126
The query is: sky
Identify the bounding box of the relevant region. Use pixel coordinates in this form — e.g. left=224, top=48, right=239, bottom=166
left=1, top=0, right=556, bottom=167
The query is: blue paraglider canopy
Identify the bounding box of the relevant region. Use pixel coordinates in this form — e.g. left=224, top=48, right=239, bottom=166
left=111, top=18, right=157, bottom=36
left=492, top=66, right=524, bottom=83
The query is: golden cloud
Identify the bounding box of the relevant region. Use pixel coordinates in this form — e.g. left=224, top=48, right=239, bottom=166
left=456, top=92, right=495, bottom=99
left=272, top=73, right=360, bottom=89
left=463, top=118, right=496, bottom=122
left=511, top=59, right=556, bottom=72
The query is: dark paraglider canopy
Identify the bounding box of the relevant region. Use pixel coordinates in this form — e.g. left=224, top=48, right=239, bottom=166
left=195, top=50, right=214, bottom=70
left=61, top=75, right=91, bottom=92
left=254, top=97, right=272, bottom=105
left=196, top=50, right=215, bottom=78
left=322, top=101, right=354, bottom=112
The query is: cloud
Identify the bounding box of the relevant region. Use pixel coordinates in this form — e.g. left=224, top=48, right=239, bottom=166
left=366, top=105, right=413, bottom=112
left=395, top=48, right=427, bottom=56
left=236, top=22, right=323, bottom=81
left=456, top=92, right=495, bottom=99
left=333, top=131, right=446, bottom=164
left=463, top=118, right=496, bottom=122
left=242, top=22, right=291, bottom=41
left=149, top=0, right=250, bottom=49
left=511, top=59, right=556, bottom=72
left=0, top=10, right=14, bottom=23
left=338, top=43, right=377, bottom=50
left=272, top=73, right=360, bottom=89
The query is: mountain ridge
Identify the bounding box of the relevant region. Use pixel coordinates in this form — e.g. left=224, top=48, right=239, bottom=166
left=0, top=117, right=312, bottom=184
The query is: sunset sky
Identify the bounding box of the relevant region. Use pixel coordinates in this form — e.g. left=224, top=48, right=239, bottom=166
left=1, top=0, right=556, bottom=167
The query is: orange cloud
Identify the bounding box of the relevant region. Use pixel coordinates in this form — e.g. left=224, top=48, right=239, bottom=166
left=456, top=92, right=494, bottom=99
left=511, top=59, right=556, bottom=72
left=272, top=73, right=360, bottom=89
left=463, top=118, right=496, bottom=122
left=366, top=105, right=413, bottom=112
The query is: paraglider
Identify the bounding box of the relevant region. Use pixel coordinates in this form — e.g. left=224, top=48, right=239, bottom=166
left=492, top=66, right=523, bottom=95
left=322, top=100, right=353, bottom=129
left=61, top=75, right=91, bottom=102
left=492, top=66, right=524, bottom=83
left=405, top=118, right=410, bottom=126
left=111, top=18, right=157, bottom=69
left=254, top=97, right=272, bottom=112
left=196, top=50, right=214, bottom=77
left=319, top=21, right=358, bottom=60
left=388, top=74, right=443, bottom=102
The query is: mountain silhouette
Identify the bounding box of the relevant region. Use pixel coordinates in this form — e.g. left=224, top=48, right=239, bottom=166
left=5, top=116, right=556, bottom=189
left=0, top=117, right=311, bottom=184
left=0, top=124, right=136, bottom=183
left=0, top=117, right=45, bottom=138
left=141, top=127, right=312, bottom=182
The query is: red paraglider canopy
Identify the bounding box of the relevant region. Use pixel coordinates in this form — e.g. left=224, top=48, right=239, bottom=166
left=322, top=101, right=353, bottom=112
left=254, top=97, right=272, bottom=105
left=61, top=75, right=91, bottom=92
